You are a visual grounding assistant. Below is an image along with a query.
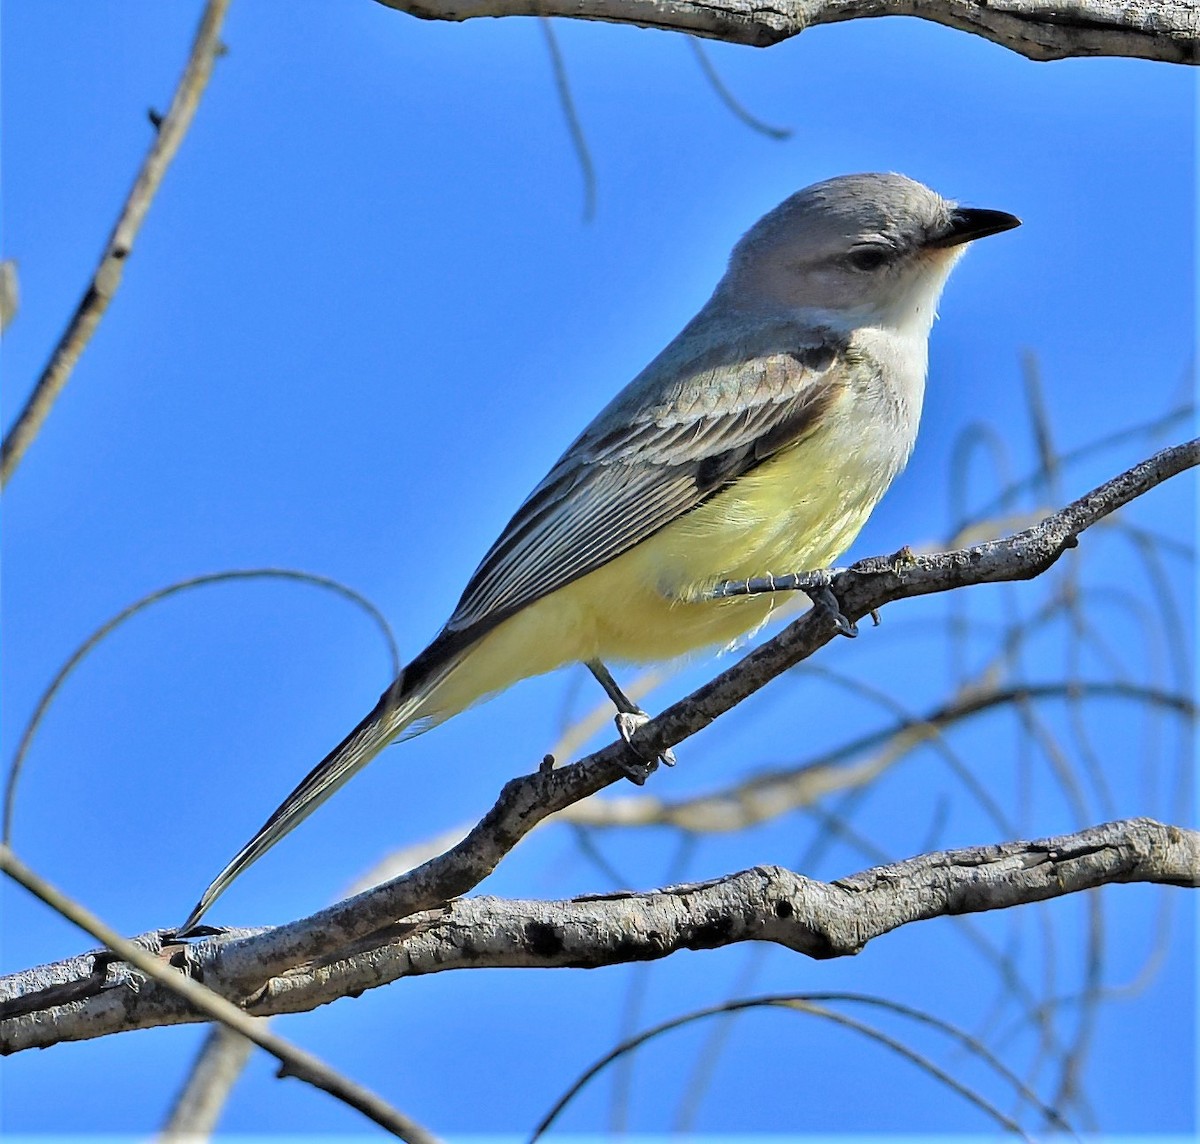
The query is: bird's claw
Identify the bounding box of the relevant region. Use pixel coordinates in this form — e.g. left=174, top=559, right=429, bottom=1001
left=802, top=578, right=858, bottom=638
left=614, top=710, right=676, bottom=783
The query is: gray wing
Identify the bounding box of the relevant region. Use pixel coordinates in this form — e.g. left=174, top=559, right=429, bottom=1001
left=444, top=324, right=848, bottom=638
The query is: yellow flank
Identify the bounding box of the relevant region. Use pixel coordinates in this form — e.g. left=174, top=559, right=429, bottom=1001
left=421, top=402, right=903, bottom=724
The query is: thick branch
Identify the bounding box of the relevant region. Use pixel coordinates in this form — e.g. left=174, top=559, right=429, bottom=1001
left=2, top=819, right=1195, bottom=1051
left=2, top=442, right=1194, bottom=1051
left=181, top=439, right=1195, bottom=993
left=376, top=0, right=1198, bottom=63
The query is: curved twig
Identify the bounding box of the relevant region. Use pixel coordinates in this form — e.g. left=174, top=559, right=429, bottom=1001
left=686, top=37, right=792, bottom=138
left=4, top=568, right=400, bottom=845
left=531, top=992, right=1073, bottom=1140
left=540, top=18, right=597, bottom=221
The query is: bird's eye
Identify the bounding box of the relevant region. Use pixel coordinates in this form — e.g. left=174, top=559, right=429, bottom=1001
left=846, top=246, right=891, bottom=272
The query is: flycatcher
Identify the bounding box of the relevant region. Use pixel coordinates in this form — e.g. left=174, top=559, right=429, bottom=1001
left=182, top=173, right=1019, bottom=930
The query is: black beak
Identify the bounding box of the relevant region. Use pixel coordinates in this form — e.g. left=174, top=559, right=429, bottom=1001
left=930, top=207, right=1022, bottom=248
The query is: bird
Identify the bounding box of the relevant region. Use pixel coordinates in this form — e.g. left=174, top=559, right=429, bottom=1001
left=180, top=172, right=1019, bottom=932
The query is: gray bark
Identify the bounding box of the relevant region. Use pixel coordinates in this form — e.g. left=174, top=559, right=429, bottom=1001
left=2, top=818, right=1195, bottom=1052
left=377, top=0, right=1199, bottom=63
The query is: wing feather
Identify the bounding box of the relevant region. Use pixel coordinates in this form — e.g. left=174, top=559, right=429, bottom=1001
left=445, top=322, right=848, bottom=638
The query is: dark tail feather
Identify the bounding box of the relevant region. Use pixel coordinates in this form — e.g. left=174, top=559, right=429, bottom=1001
left=178, top=651, right=460, bottom=934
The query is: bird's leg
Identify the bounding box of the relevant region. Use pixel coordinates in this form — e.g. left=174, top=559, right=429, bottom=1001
left=704, top=567, right=858, bottom=638
left=585, top=660, right=677, bottom=782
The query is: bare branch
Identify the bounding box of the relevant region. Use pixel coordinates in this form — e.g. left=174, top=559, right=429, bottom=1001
left=182, top=438, right=1195, bottom=992
left=1, top=443, right=1194, bottom=1053
left=534, top=993, right=1070, bottom=1139
left=564, top=682, right=1194, bottom=832
left=0, top=0, right=230, bottom=488
left=375, top=0, right=1199, bottom=64
left=3, top=819, right=1195, bottom=1051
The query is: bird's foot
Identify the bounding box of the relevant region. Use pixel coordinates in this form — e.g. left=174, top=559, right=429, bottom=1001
left=799, top=573, right=858, bottom=638
left=586, top=659, right=676, bottom=783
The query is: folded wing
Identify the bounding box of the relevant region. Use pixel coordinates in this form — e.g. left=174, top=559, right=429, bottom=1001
left=445, top=325, right=848, bottom=639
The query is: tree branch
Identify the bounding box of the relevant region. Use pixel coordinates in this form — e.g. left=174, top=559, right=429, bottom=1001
left=2, top=441, right=1194, bottom=1053
left=0, top=0, right=230, bottom=488
left=352, top=675, right=1192, bottom=893
left=189, top=438, right=1196, bottom=993
left=376, top=0, right=1198, bottom=64
left=564, top=681, right=1195, bottom=832
left=3, top=819, right=1195, bottom=1051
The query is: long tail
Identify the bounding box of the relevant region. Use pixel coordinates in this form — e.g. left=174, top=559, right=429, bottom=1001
left=178, top=642, right=464, bottom=934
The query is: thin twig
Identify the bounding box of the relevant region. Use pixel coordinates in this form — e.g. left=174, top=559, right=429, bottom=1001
left=966, top=403, right=1192, bottom=529
left=686, top=37, right=791, bottom=138
left=531, top=992, right=1077, bottom=1140
left=539, top=18, right=597, bottom=222
left=0, top=0, right=230, bottom=487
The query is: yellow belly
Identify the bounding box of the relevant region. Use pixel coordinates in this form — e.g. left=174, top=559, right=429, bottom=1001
left=421, top=426, right=902, bottom=722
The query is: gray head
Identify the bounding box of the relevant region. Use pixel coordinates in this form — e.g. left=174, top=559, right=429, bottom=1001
left=719, top=173, right=1019, bottom=334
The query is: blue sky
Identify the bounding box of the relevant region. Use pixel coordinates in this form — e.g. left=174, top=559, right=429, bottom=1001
left=1, top=1, right=1195, bottom=1136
